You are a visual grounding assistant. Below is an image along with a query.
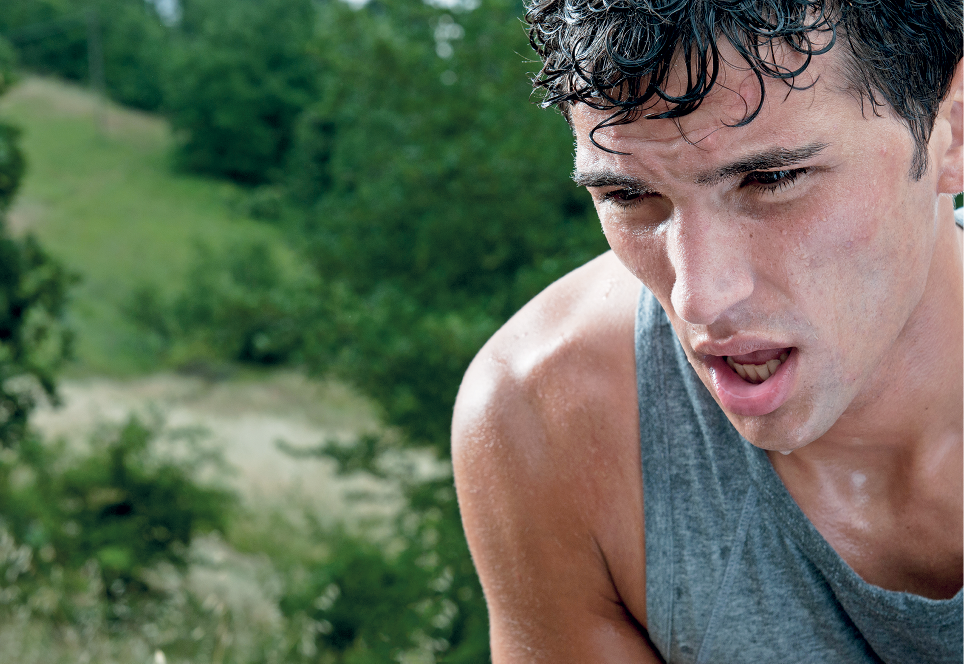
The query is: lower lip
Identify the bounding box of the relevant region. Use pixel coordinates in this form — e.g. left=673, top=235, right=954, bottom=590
left=706, top=349, right=798, bottom=417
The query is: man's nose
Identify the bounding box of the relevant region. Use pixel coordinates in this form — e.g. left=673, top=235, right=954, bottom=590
left=668, top=208, right=754, bottom=326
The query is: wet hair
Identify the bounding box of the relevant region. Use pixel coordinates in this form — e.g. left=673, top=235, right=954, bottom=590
left=525, top=0, right=963, bottom=179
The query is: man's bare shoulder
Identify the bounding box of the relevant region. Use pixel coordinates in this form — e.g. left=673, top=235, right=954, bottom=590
left=452, top=252, right=657, bottom=662
left=451, top=248, right=642, bottom=539
left=453, top=250, right=639, bottom=468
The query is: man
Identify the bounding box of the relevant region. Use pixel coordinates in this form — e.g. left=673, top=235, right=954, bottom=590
left=451, top=1, right=963, bottom=662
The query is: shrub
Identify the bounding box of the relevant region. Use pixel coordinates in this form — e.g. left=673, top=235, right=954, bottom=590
left=119, top=6, right=607, bottom=659
left=292, top=0, right=608, bottom=456
left=0, top=234, right=74, bottom=449
left=97, top=0, right=169, bottom=111
left=0, top=417, right=235, bottom=611
left=124, top=238, right=319, bottom=367
left=0, top=0, right=89, bottom=83
left=0, top=37, right=23, bottom=212
left=0, top=42, right=74, bottom=450
left=272, top=477, right=487, bottom=664
left=164, top=0, right=318, bottom=183
left=0, top=123, right=25, bottom=216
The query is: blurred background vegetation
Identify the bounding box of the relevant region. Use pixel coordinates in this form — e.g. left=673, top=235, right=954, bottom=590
left=0, top=0, right=609, bottom=661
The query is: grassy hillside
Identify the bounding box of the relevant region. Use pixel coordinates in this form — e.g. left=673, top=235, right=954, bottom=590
left=0, top=77, right=288, bottom=375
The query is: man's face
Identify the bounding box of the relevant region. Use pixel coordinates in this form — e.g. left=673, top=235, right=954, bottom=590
left=573, top=50, right=950, bottom=451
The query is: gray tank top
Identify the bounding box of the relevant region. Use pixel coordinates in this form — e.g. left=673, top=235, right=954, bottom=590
left=635, top=286, right=963, bottom=664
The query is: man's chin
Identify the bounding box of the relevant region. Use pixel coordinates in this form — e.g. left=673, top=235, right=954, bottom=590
left=724, top=402, right=839, bottom=453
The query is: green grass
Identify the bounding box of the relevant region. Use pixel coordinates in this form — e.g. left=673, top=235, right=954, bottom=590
left=0, top=77, right=287, bottom=375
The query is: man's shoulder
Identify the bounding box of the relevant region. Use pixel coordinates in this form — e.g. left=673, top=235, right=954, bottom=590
left=453, top=250, right=640, bottom=464
left=451, top=249, right=643, bottom=525
left=451, top=251, right=653, bottom=651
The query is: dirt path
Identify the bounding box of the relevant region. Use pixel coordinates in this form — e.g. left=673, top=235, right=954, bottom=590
left=30, top=372, right=432, bottom=525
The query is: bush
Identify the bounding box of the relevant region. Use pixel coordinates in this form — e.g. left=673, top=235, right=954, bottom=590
left=0, top=123, right=26, bottom=215
left=272, top=473, right=487, bottom=664
left=164, top=0, right=318, bottom=183
left=292, top=0, right=608, bottom=455
left=276, top=7, right=607, bottom=658
left=0, top=465, right=483, bottom=662
left=0, top=234, right=74, bottom=448
left=0, top=417, right=235, bottom=610
left=0, top=0, right=89, bottom=83
left=0, top=44, right=74, bottom=450
left=0, top=35, right=18, bottom=99
left=117, top=6, right=607, bottom=659
left=97, top=0, right=169, bottom=111
left=124, top=238, right=320, bottom=368
left=0, top=37, right=24, bottom=211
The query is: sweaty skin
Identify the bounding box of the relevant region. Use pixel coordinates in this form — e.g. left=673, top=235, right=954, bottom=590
left=453, top=47, right=963, bottom=662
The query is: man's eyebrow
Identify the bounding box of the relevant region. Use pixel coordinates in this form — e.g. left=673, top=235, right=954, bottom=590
left=695, top=142, right=829, bottom=186
left=571, top=170, right=658, bottom=193
left=572, top=142, right=830, bottom=192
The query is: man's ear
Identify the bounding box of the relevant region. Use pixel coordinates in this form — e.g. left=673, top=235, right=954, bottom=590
left=936, top=58, right=963, bottom=195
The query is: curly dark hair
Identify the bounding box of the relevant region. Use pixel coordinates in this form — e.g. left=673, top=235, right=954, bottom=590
left=525, top=0, right=963, bottom=179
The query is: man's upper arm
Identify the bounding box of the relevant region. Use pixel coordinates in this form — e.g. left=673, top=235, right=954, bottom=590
left=452, top=268, right=662, bottom=662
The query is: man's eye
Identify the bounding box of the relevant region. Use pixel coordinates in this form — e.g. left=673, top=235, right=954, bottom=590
left=603, top=189, right=647, bottom=206
left=742, top=168, right=809, bottom=193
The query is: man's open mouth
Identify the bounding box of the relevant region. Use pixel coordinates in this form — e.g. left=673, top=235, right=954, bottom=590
left=725, top=349, right=792, bottom=384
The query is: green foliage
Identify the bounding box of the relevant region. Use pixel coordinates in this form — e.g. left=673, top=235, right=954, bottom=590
left=275, top=8, right=606, bottom=659
left=0, top=36, right=18, bottom=98
left=5, top=2, right=608, bottom=658
left=0, top=477, right=481, bottom=662
left=96, top=0, right=169, bottom=110
left=164, top=0, right=318, bottom=183
left=125, top=238, right=319, bottom=367
left=0, top=0, right=88, bottom=83
left=294, top=0, right=607, bottom=455
left=0, top=123, right=26, bottom=213
left=0, top=59, right=74, bottom=450
left=107, top=5, right=606, bottom=658
left=0, top=417, right=235, bottom=609
left=0, top=234, right=74, bottom=448
left=0, top=0, right=168, bottom=111
left=0, top=37, right=24, bottom=211
left=281, top=530, right=435, bottom=661
left=272, top=472, right=487, bottom=663
left=0, top=77, right=292, bottom=375
left=0, top=67, right=231, bottom=603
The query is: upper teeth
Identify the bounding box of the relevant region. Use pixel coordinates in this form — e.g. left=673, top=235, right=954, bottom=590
left=726, top=352, right=789, bottom=383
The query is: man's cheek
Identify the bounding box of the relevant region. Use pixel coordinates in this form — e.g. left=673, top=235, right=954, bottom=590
left=604, top=225, right=671, bottom=291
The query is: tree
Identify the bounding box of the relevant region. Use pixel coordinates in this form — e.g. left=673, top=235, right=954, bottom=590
left=122, top=3, right=608, bottom=658
left=0, top=0, right=169, bottom=111
left=0, top=35, right=73, bottom=449
left=278, top=4, right=607, bottom=659
left=293, top=0, right=607, bottom=456
left=164, top=0, right=318, bottom=183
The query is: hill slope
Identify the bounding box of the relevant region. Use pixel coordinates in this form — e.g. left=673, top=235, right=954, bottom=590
left=0, top=77, right=286, bottom=374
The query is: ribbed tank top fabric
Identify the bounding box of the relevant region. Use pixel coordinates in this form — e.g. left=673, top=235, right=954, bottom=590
left=635, top=286, right=963, bottom=664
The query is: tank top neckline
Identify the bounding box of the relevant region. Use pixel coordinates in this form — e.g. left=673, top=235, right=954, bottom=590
left=738, top=436, right=963, bottom=618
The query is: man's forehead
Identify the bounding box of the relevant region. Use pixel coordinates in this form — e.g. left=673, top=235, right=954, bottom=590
left=570, top=98, right=792, bottom=179
left=570, top=44, right=854, bottom=169
left=575, top=88, right=789, bottom=145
